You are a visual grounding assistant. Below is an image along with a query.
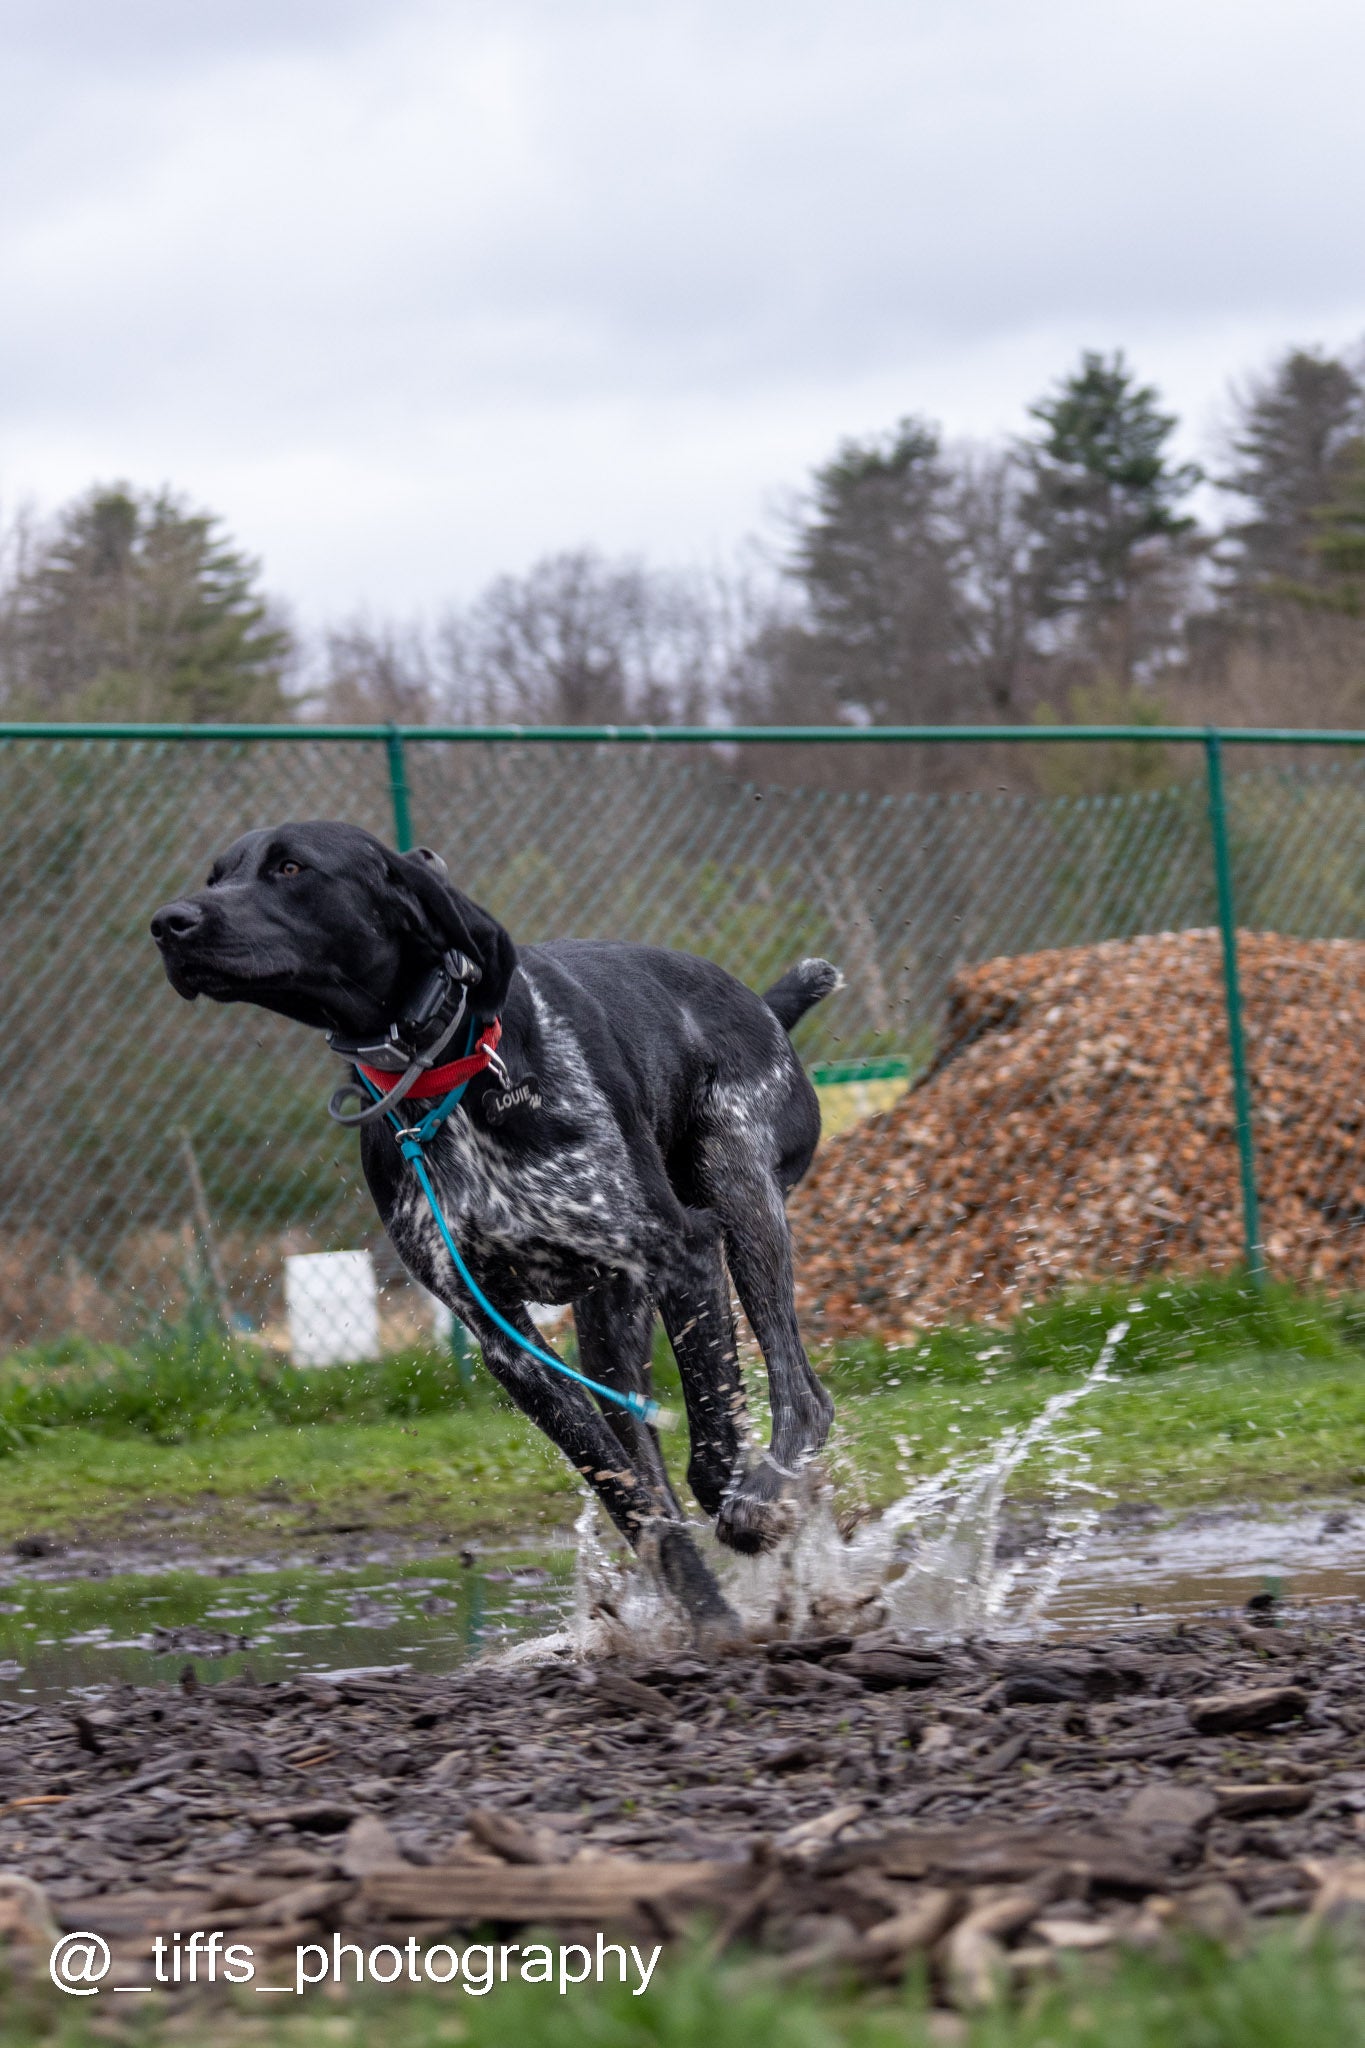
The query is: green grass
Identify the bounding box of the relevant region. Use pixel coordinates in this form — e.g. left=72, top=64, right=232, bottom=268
left=0, top=1308, right=494, bottom=1448
left=825, top=1275, right=1365, bottom=1508
left=2, top=1934, right=1363, bottom=2047
left=0, top=1276, right=1363, bottom=1550
left=0, top=1408, right=579, bottom=1547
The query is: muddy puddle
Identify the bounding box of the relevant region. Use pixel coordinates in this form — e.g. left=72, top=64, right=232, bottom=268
left=0, top=1547, right=575, bottom=1699
left=1038, top=1497, right=1365, bottom=1631
left=0, top=1498, right=1362, bottom=1699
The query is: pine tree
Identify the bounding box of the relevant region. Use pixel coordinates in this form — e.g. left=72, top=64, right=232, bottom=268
left=0, top=485, right=291, bottom=720
left=1021, top=352, right=1200, bottom=677
left=1219, top=347, right=1364, bottom=599
left=1286, top=441, right=1365, bottom=617
left=785, top=418, right=969, bottom=722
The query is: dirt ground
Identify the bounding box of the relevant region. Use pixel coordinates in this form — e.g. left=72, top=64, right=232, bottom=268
left=5, top=1604, right=1365, bottom=2008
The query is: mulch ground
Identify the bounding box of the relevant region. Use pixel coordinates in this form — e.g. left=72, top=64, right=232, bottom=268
left=4, top=1608, right=1365, bottom=2008
left=792, top=930, right=1365, bottom=1337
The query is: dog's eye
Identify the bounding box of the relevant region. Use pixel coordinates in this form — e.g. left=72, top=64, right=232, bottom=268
left=277, top=860, right=302, bottom=878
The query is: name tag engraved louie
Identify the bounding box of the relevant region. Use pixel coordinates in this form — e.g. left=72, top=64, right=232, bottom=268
left=483, top=1077, right=543, bottom=1126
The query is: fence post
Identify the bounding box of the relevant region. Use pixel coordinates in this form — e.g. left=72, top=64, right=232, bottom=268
left=385, top=724, right=413, bottom=851
left=1203, top=727, right=1264, bottom=1286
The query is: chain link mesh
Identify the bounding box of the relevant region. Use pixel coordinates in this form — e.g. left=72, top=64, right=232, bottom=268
left=1, top=736, right=1361, bottom=1353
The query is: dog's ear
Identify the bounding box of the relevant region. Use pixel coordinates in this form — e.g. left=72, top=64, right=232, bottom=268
left=387, top=850, right=517, bottom=1018
left=409, top=846, right=449, bottom=884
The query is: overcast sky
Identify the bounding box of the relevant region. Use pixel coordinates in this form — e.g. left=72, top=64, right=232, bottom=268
left=3, top=0, right=1364, bottom=627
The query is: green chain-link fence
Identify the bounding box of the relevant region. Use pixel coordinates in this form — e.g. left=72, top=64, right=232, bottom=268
left=1, top=723, right=1363, bottom=1353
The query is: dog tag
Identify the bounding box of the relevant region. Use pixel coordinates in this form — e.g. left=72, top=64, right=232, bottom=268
left=483, top=1074, right=542, bottom=1126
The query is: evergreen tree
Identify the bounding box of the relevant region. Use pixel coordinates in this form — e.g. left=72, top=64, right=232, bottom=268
left=0, top=485, right=291, bottom=720
left=1021, top=351, right=1200, bottom=677
left=1283, top=441, right=1365, bottom=618
left=785, top=417, right=969, bottom=722
left=1219, top=348, right=1364, bottom=598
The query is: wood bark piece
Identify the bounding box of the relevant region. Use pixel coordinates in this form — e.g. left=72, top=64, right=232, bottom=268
left=776, top=1805, right=866, bottom=1860
left=57, top=1893, right=215, bottom=1939
left=764, top=1636, right=855, bottom=1664
left=359, top=1857, right=732, bottom=1923
left=822, top=1824, right=1168, bottom=1893
left=761, top=1886, right=961, bottom=1984
left=765, top=1660, right=863, bottom=1698
left=1304, top=1858, right=1365, bottom=1929
left=1215, top=1782, right=1314, bottom=1818
left=250, top=1881, right=352, bottom=1926
left=826, top=1650, right=948, bottom=1690
left=943, top=1877, right=1068, bottom=2012
left=246, top=1800, right=360, bottom=1832
left=1033, top=1917, right=1114, bottom=1951
left=587, top=1671, right=676, bottom=1721
left=1122, top=1783, right=1218, bottom=1861
left=467, top=1808, right=570, bottom=1865
left=854, top=1886, right=962, bottom=1964
left=0, top=1875, right=58, bottom=1949
left=339, top=1814, right=408, bottom=1877
left=1187, top=1686, right=1310, bottom=1735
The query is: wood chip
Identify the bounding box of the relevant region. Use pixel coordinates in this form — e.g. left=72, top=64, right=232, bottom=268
left=587, top=1671, right=677, bottom=1722
left=826, top=1650, right=948, bottom=1690
left=776, top=1805, right=866, bottom=1859
left=337, top=1815, right=408, bottom=1878
left=824, top=1824, right=1168, bottom=1893
left=1215, top=1782, right=1314, bottom=1818
left=1033, top=1917, right=1114, bottom=1951
left=466, top=1808, right=569, bottom=1865
left=1187, top=1686, right=1310, bottom=1735
left=360, top=1857, right=732, bottom=1922
left=246, top=1800, right=360, bottom=1832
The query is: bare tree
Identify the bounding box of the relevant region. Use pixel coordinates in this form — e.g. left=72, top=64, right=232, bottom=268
left=950, top=446, right=1036, bottom=717
left=314, top=616, right=436, bottom=723
left=437, top=549, right=726, bottom=726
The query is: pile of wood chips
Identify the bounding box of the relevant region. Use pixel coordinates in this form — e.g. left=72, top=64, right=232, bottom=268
left=792, top=930, right=1365, bottom=1339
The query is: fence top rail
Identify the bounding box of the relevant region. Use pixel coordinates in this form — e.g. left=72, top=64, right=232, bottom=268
left=1, top=720, right=1365, bottom=746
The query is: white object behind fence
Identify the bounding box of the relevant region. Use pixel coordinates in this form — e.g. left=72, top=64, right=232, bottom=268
left=285, top=1251, right=380, bottom=1367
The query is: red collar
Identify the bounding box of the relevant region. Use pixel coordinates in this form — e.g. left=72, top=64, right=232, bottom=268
left=358, top=1019, right=503, bottom=1102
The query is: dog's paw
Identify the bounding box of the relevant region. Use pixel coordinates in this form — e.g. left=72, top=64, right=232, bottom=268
left=691, top=1608, right=750, bottom=1658
left=654, top=1523, right=743, bottom=1644
left=714, top=1457, right=800, bottom=1555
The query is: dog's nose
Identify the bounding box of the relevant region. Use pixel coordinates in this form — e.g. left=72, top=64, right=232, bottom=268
left=151, top=899, right=205, bottom=944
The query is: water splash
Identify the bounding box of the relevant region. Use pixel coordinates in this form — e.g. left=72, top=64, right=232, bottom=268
left=871, top=1318, right=1125, bottom=1635
left=504, top=1320, right=1128, bottom=1663
left=498, top=1499, right=694, bottom=1665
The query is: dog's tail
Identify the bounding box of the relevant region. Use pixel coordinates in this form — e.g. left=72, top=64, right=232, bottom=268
left=762, top=957, right=845, bottom=1032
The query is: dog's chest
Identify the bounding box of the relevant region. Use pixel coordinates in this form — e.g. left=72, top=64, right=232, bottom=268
left=387, top=1119, right=646, bottom=1301
left=380, top=997, right=650, bottom=1299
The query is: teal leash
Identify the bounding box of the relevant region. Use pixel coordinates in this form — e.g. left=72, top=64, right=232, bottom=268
left=356, top=1048, right=667, bottom=1427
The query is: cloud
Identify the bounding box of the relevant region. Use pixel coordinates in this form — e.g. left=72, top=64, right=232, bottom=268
left=1, top=0, right=1363, bottom=618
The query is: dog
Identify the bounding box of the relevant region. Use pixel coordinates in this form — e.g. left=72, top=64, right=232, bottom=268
left=152, top=820, right=839, bottom=1639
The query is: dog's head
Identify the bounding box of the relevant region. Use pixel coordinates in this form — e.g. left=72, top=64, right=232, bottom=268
left=151, top=821, right=516, bottom=1038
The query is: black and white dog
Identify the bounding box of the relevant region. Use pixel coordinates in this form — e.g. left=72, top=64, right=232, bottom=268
left=152, top=821, right=839, bottom=1639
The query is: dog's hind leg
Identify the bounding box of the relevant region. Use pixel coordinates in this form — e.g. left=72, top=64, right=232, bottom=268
left=699, top=1161, right=834, bottom=1556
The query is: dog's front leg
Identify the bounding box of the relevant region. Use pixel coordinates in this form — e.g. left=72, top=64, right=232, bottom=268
left=463, top=1301, right=741, bottom=1646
